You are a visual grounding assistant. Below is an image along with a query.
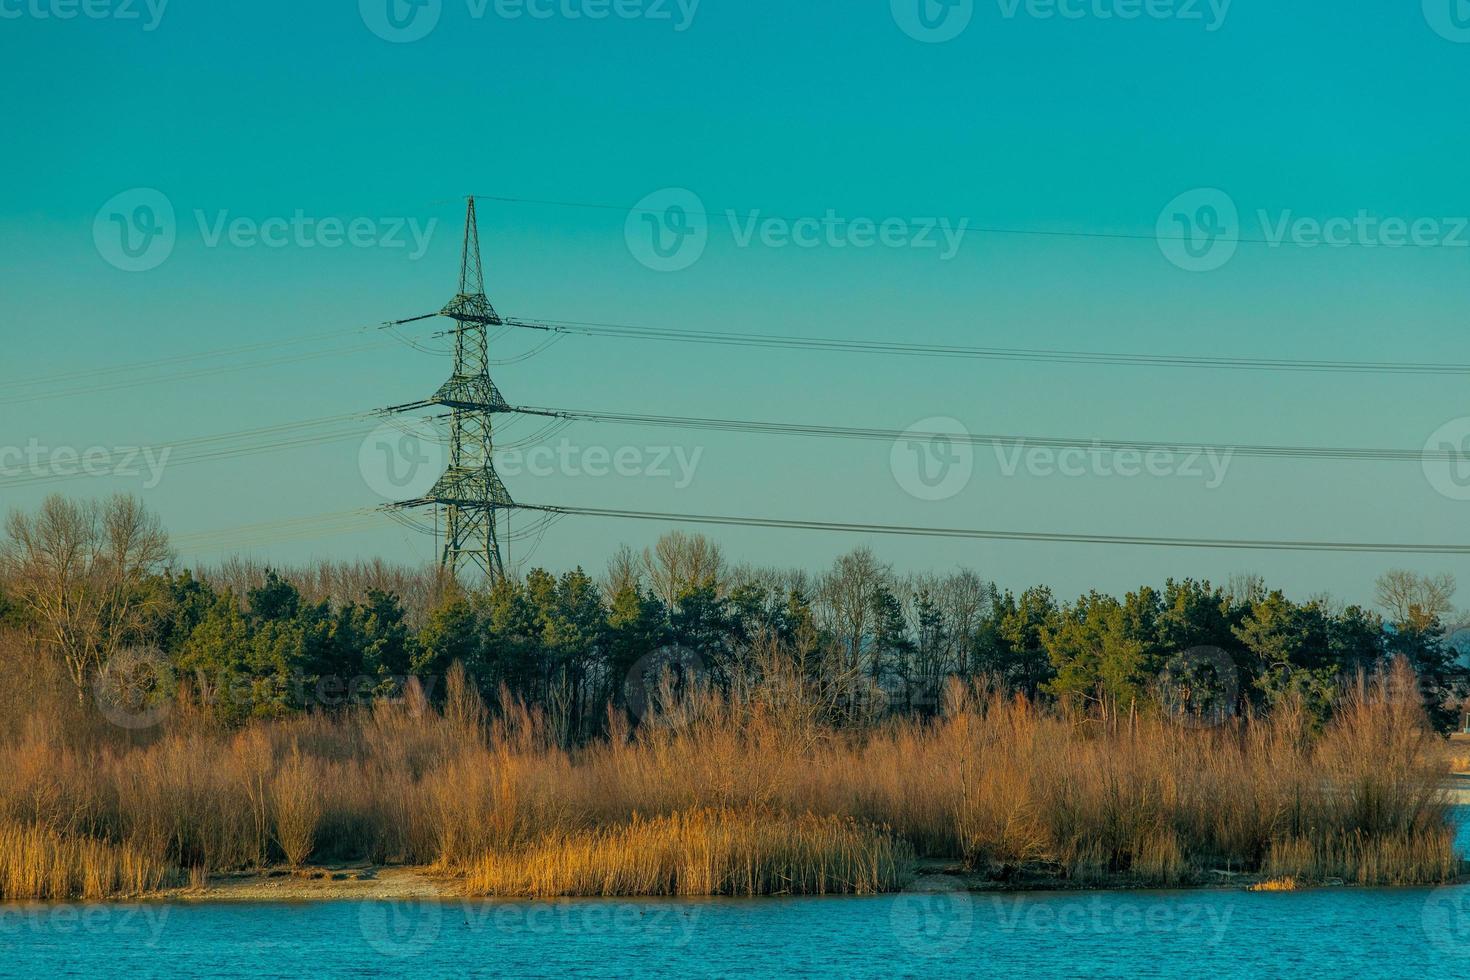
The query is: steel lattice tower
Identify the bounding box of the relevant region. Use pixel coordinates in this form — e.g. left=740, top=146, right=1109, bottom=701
left=386, top=197, right=514, bottom=583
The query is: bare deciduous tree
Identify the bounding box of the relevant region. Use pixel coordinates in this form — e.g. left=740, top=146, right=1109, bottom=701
left=1, top=494, right=171, bottom=697
left=641, top=531, right=725, bottom=606
left=1376, top=570, right=1456, bottom=632
left=817, top=547, right=890, bottom=677
left=602, top=544, right=642, bottom=600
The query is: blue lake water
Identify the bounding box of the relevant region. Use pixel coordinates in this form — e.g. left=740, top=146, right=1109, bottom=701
left=5, top=886, right=1470, bottom=978
left=7, top=810, right=1470, bottom=978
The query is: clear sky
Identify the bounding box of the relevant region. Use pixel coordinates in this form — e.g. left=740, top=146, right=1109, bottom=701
left=3, top=0, right=1469, bottom=606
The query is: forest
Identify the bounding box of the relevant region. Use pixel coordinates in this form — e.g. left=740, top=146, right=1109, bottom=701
left=1, top=494, right=1464, bottom=738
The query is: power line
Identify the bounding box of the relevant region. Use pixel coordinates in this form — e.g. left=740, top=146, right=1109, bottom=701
left=469, top=193, right=1470, bottom=249
left=6, top=400, right=1456, bottom=499
left=523, top=504, right=1470, bottom=556
left=0, top=414, right=376, bottom=492
left=494, top=315, right=1470, bottom=378
left=529, top=407, right=1459, bottom=463
left=0, top=314, right=441, bottom=406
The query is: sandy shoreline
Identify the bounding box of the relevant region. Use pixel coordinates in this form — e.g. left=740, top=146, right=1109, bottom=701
left=162, top=866, right=450, bottom=902
left=142, top=861, right=1402, bottom=903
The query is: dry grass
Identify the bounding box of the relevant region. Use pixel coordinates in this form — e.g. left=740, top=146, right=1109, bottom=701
left=0, top=821, right=170, bottom=900
left=0, top=648, right=1458, bottom=897
left=464, top=808, right=911, bottom=897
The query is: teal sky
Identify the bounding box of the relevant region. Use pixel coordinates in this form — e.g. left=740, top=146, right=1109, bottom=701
left=3, top=1, right=1470, bottom=605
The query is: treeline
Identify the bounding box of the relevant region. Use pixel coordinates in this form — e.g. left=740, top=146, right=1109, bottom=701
left=2, top=494, right=1467, bottom=736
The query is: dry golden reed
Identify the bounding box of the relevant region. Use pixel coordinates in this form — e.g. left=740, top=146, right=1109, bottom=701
left=464, top=808, right=911, bottom=897
left=0, top=821, right=169, bottom=900
left=0, top=653, right=1458, bottom=897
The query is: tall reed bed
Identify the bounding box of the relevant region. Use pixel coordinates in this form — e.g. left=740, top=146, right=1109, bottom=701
left=464, top=808, right=911, bottom=897
left=0, top=658, right=1457, bottom=897
left=0, top=821, right=170, bottom=900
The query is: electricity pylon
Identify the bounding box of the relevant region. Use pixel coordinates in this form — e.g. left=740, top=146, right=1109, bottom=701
left=384, top=197, right=514, bottom=583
